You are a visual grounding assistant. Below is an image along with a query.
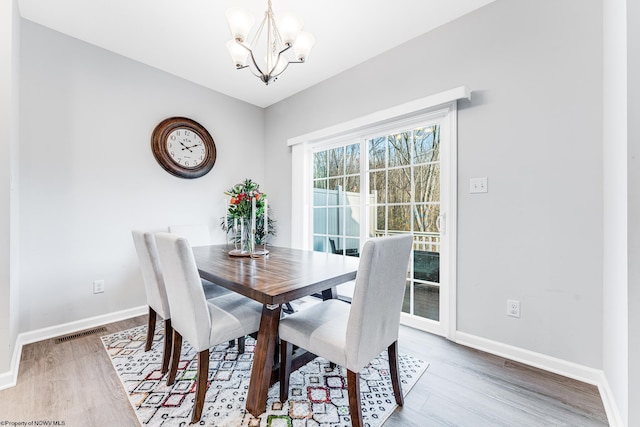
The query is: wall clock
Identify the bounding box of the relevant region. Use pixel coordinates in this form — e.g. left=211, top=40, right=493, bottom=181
left=151, top=117, right=217, bottom=179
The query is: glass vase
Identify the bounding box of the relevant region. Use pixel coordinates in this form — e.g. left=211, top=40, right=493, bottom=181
left=239, top=218, right=254, bottom=255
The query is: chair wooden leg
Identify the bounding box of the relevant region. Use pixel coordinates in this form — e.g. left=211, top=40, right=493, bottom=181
left=145, top=306, right=156, bottom=351
left=238, top=336, right=245, bottom=354
left=161, top=319, right=173, bottom=374
left=347, top=370, right=363, bottom=427
left=167, top=330, right=182, bottom=386
left=279, top=340, right=293, bottom=403
left=191, top=349, right=210, bottom=424
left=388, top=341, right=404, bottom=406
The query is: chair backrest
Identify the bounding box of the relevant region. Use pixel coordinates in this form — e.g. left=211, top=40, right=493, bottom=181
left=345, top=234, right=413, bottom=372
left=329, top=238, right=338, bottom=254
left=131, top=230, right=171, bottom=319
left=155, top=232, right=212, bottom=351
left=168, top=224, right=211, bottom=247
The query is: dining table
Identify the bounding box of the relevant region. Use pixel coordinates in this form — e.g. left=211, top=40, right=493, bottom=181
left=191, top=244, right=360, bottom=417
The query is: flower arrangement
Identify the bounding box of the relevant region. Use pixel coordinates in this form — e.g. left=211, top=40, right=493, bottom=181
left=222, top=178, right=276, bottom=245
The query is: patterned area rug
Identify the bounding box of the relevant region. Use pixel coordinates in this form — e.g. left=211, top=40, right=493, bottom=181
left=101, top=324, right=428, bottom=426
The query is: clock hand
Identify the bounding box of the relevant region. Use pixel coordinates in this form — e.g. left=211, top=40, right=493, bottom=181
left=180, top=142, right=202, bottom=150
left=179, top=142, right=193, bottom=152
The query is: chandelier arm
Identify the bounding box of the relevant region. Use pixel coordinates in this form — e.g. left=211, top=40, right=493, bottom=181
left=268, top=44, right=293, bottom=77
left=270, top=61, right=290, bottom=79
left=246, top=48, right=268, bottom=80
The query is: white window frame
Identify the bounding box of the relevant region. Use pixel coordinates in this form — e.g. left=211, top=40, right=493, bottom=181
left=288, top=86, right=470, bottom=339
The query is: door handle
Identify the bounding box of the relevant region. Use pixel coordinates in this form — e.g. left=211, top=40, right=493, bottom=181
left=436, top=213, right=446, bottom=236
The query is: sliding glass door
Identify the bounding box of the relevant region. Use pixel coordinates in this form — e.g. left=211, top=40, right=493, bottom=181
left=309, top=110, right=455, bottom=336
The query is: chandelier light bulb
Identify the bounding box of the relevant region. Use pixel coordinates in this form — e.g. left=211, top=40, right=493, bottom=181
left=294, top=31, right=316, bottom=62
left=226, top=40, right=250, bottom=68
left=225, top=8, right=254, bottom=43
left=278, top=14, right=303, bottom=46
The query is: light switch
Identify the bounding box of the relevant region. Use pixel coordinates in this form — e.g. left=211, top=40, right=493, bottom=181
left=469, top=177, right=488, bottom=193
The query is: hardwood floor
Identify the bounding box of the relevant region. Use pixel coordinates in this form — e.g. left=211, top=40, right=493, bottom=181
left=0, top=315, right=608, bottom=426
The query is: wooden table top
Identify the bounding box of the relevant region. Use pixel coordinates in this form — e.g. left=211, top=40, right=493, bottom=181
left=192, top=245, right=360, bottom=305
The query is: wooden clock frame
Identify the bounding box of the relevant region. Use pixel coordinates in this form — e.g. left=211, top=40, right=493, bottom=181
left=151, top=117, right=217, bottom=179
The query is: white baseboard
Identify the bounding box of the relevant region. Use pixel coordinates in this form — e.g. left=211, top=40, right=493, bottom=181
left=455, top=332, right=622, bottom=427
left=0, top=305, right=147, bottom=391
left=597, top=371, right=625, bottom=427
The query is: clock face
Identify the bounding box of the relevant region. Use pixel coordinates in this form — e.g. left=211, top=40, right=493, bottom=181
left=151, top=117, right=217, bottom=179
left=166, top=128, right=207, bottom=169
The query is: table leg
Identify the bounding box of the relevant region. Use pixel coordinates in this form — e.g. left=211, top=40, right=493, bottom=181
left=321, top=287, right=337, bottom=300
left=246, top=303, right=282, bottom=417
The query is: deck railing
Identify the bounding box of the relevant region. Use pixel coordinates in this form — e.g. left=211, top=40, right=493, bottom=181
left=374, top=230, right=440, bottom=253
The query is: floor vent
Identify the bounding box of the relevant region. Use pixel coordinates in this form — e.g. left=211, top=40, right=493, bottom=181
left=55, top=326, right=107, bottom=344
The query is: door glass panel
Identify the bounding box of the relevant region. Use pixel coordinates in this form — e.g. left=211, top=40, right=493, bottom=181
left=413, top=204, right=440, bottom=234
left=373, top=206, right=386, bottom=237
left=414, top=126, right=439, bottom=163
left=345, top=144, right=360, bottom=174
left=313, top=208, right=327, bottom=234
left=328, top=237, right=343, bottom=254
left=388, top=132, right=411, bottom=167
left=314, top=151, right=327, bottom=178
left=368, top=136, right=386, bottom=169
left=402, top=281, right=412, bottom=313
left=313, top=179, right=328, bottom=206
left=327, top=207, right=341, bottom=235
left=388, top=205, right=411, bottom=232
left=327, top=178, right=342, bottom=206
left=388, top=168, right=411, bottom=203
left=329, top=147, right=344, bottom=177
left=413, top=247, right=440, bottom=283
left=345, top=175, right=359, bottom=193
left=369, top=171, right=386, bottom=204
left=412, top=283, right=440, bottom=321
left=313, top=236, right=327, bottom=252
left=345, top=238, right=360, bottom=257
left=414, top=164, right=440, bottom=203
left=345, top=205, right=360, bottom=237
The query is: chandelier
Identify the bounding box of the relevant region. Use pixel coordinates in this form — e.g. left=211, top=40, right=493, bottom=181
left=225, top=0, right=315, bottom=85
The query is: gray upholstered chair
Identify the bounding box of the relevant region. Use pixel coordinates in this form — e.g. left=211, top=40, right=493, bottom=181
left=278, top=234, right=413, bottom=427
left=154, top=232, right=263, bottom=424
left=132, top=230, right=235, bottom=374
left=168, top=224, right=246, bottom=349
left=131, top=230, right=175, bottom=374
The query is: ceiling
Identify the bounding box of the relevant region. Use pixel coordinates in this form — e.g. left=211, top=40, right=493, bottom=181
left=18, top=0, right=495, bottom=108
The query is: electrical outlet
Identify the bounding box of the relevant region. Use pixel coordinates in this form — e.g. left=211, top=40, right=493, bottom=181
left=93, top=279, right=105, bottom=294
left=507, top=299, right=520, bottom=318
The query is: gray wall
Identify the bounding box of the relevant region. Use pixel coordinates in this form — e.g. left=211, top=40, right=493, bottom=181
left=18, top=20, right=265, bottom=332
left=265, top=0, right=604, bottom=368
